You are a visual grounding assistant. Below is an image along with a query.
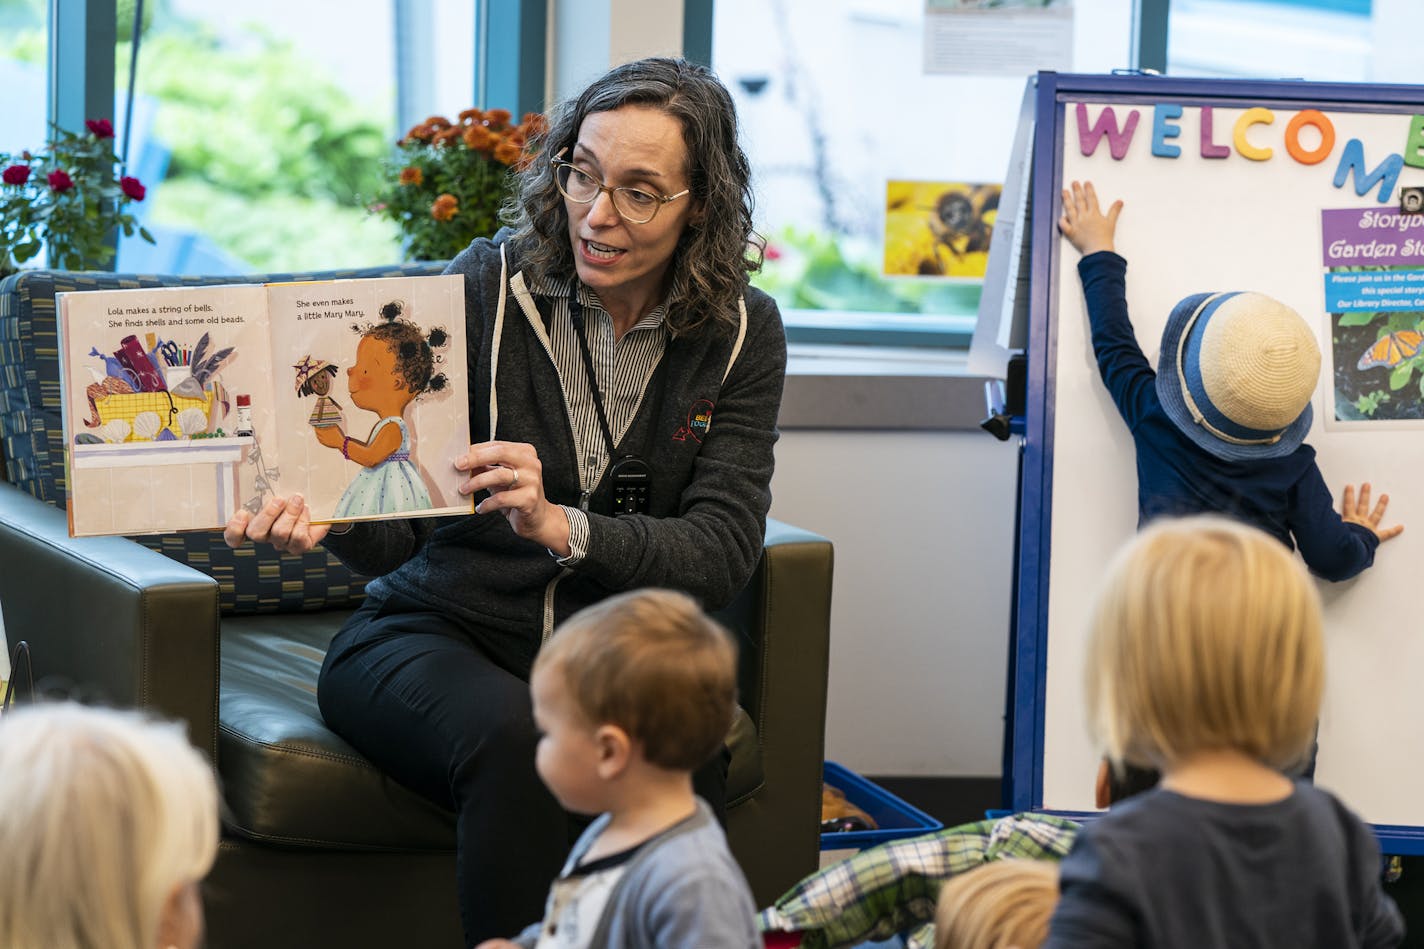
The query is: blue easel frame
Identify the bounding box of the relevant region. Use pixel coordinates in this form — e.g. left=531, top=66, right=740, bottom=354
left=1007, top=70, right=1424, bottom=854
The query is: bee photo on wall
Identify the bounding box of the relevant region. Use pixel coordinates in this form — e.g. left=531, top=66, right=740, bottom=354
left=883, top=180, right=1001, bottom=278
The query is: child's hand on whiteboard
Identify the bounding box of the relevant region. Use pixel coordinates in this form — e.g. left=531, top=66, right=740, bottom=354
left=1059, top=180, right=1122, bottom=256
left=1340, top=482, right=1403, bottom=543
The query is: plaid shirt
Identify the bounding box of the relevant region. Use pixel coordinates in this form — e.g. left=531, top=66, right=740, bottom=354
left=758, top=812, right=1080, bottom=949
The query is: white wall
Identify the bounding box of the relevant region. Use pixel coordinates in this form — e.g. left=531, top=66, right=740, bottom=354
left=769, top=429, right=1019, bottom=777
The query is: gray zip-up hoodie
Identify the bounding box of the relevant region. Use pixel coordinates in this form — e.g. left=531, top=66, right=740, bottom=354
left=322, top=235, right=786, bottom=677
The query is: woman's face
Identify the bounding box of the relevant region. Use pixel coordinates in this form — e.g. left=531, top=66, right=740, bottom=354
left=563, top=105, right=699, bottom=314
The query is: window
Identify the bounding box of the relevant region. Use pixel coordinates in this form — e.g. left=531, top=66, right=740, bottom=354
left=1167, top=0, right=1372, bottom=82
left=0, top=0, right=46, bottom=159
left=712, top=0, right=1132, bottom=348
left=12, top=0, right=481, bottom=276
left=113, top=0, right=415, bottom=274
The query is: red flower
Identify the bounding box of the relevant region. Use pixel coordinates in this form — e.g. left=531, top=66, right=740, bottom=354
left=47, top=169, right=74, bottom=192
left=2, top=164, right=31, bottom=185
left=120, top=176, right=146, bottom=201
left=85, top=118, right=115, bottom=139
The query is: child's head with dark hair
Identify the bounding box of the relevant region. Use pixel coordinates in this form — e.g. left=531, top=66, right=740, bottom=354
left=533, top=589, right=736, bottom=776
left=294, top=359, right=338, bottom=398
left=352, top=300, right=449, bottom=399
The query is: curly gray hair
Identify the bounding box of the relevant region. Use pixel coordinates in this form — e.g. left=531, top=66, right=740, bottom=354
left=503, top=57, right=762, bottom=336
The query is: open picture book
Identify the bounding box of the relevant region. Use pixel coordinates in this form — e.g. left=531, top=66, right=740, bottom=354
left=58, top=274, right=473, bottom=537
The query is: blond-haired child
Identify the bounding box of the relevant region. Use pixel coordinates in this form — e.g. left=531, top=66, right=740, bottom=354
left=477, top=588, right=759, bottom=949
left=933, top=859, right=1059, bottom=949
left=1044, top=516, right=1402, bottom=948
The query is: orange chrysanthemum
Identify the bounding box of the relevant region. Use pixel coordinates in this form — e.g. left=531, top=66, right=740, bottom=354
left=493, top=141, right=521, bottom=166
left=462, top=125, right=495, bottom=152
left=381, top=108, right=548, bottom=261
left=431, top=193, right=459, bottom=221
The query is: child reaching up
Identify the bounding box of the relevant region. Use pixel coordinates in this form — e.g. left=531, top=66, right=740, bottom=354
left=1058, top=180, right=1400, bottom=581
left=1044, top=516, right=1403, bottom=948
left=477, top=588, right=759, bottom=949
left=315, top=301, right=448, bottom=518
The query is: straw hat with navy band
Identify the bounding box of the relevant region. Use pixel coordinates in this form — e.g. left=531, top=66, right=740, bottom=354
left=1155, top=291, right=1321, bottom=462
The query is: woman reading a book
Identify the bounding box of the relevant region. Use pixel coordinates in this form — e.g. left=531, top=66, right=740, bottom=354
left=223, top=57, right=785, bottom=945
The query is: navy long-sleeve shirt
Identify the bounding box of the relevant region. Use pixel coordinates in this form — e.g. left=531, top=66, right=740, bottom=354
left=1045, top=785, right=1404, bottom=949
left=1077, top=251, right=1378, bottom=581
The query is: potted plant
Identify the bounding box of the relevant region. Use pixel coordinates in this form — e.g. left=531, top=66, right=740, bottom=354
left=0, top=119, right=154, bottom=279
left=373, top=108, right=545, bottom=262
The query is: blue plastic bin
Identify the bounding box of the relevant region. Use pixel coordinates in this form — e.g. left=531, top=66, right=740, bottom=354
left=820, top=760, right=944, bottom=850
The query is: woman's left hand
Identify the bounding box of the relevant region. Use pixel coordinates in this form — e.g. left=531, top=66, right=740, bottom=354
left=455, top=440, right=572, bottom=556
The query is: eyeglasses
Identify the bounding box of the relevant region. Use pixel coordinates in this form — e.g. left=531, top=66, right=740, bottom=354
left=550, top=149, right=690, bottom=225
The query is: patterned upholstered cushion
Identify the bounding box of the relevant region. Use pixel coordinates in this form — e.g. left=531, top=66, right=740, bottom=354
left=0, top=263, right=450, bottom=614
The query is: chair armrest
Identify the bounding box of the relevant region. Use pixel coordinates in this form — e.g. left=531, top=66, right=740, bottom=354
left=0, top=483, right=220, bottom=760
left=716, top=516, right=834, bottom=903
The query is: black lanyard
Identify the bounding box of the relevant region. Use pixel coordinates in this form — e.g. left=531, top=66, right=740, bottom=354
left=567, top=282, right=666, bottom=515
left=568, top=283, right=620, bottom=461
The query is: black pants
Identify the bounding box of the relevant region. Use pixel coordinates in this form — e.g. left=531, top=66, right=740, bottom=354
left=317, top=591, right=727, bottom=944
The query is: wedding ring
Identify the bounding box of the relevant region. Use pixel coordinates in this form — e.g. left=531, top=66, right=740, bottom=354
left=508, top=467, right=519, bottom=489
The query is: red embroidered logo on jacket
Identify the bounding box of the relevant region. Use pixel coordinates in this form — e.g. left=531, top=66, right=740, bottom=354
left=673, top=399, right=714, bottom=443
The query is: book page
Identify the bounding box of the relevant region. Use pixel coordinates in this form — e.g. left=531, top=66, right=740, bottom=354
left=263, top=274, right=472, bottom=523
left=59, top=284, right=276, bottom=536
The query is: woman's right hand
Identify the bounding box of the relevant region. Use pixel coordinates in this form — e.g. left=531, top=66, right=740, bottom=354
left=223, top=494, right=331, bottom=554
left=1058, top=179, right=1122, bottom=256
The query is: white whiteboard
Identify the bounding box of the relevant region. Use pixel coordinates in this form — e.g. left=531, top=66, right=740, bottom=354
left=1023, top=75, right=1424, bottom=833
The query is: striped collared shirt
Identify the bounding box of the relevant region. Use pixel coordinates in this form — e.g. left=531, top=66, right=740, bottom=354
left=533, top=277, right=668, bottom=562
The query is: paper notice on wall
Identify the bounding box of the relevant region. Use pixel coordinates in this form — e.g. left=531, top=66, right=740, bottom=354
left=969, top=77, right=1037, bottom=377
left=924, top=1, right=1073, bottom=76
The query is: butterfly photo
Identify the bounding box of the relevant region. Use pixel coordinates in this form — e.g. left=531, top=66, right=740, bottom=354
left=1357, top=329, right=1424, bottom=371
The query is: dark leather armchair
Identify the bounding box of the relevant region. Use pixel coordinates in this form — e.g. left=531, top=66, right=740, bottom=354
left=0, top=268, right=833, bottom=948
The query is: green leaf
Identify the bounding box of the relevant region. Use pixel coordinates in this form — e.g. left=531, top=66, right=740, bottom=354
left=1337, top=311, right=1379, bottom=327
left=1389, top=363, right=1413, bottom=390
left=139, top=226, right=154, bottom=244
left=13, top=241, right=40, bottom=263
